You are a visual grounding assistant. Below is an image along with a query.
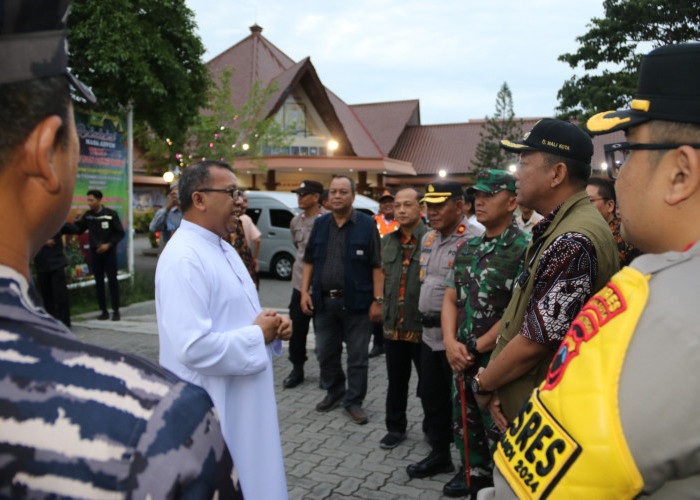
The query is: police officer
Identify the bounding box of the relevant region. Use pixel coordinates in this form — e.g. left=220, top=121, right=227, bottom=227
left=442, top=171, right=529, bottom=497
left=406, top=181, right=483, bottom=479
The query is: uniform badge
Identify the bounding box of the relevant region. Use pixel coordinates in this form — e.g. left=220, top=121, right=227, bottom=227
left=457, top=224, right=466, bottom=234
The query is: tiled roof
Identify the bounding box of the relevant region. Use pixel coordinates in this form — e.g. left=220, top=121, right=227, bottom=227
left=351, top=100, right=420, bottom=156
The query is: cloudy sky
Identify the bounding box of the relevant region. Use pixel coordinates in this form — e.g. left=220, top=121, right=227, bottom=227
left=185, top=0, right=607, bottom=125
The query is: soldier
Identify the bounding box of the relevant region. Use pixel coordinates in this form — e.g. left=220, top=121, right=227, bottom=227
left=441, top=171, right=529, bottom=497
left=406, top=181, right=484, bottom=479
left=0, top=1, right=240, bottom=497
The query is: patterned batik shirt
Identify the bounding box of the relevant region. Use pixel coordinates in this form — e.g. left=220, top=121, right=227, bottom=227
left=609, top=217, right=642, bottom=267
left=0, top=264, right=241, bottom=499
left=385, top=231, right=420, bottom=342
left=519, top=207, right=598, bottom=350
left=446, top=224, right=530, bottom=344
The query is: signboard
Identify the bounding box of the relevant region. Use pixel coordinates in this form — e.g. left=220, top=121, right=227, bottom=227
left=66, top=108, right=129, bottom=281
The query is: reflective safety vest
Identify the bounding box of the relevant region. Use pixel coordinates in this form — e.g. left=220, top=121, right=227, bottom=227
left=494, top=266, right=648, bottom=499
left=375, top=214, right=399, bottom=236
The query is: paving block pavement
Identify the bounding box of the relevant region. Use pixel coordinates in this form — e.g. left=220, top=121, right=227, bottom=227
left=72, top=301, right=464, bottom=499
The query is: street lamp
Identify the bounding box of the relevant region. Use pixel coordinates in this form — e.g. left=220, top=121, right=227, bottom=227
left=438, top=169, right=447, bottom=178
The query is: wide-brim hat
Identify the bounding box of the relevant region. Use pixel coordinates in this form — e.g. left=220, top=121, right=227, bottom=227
left=0, top=0, right=96, bottom=103
left=587, top=43, right=700, bottom=135
left=500, top=118, right=593, bottom=164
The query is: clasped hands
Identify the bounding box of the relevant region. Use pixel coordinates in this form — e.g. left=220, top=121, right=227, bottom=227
left=255, top=310, right=292, bottom=344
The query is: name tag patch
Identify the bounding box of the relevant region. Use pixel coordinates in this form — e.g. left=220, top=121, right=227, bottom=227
left=101, top=221, right=109, bottom=229
left=356, top=249, right=364, bottom=256
left=496, top=389, right=581, bottom=499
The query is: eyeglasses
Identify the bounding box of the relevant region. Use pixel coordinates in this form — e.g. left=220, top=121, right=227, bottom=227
left=198, top=187, right=243, bottom=201
left=604, top=142, right=700, bottom=180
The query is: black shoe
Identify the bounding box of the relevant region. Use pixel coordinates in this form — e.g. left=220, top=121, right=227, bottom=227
left=97, top=311, right=109, bottom=320
left=111, top=311, right=120, bottom=321
left=406, top=451, right=454, bottom=479
left=368, top=344, right=384, bottom=358
left=283, top=367, right=304, bottom=388
left=316, top=393, right=342, bottom=412
left=443, top=470, right=470, bottom=498
left=379, top=432, right=406, bottom=449
left=344, top=406, right=368, bottom=425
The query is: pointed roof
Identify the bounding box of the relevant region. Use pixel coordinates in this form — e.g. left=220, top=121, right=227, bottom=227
left=205, top=25, right=383, bottom=159
left=351, top=100, right=420, bottom=156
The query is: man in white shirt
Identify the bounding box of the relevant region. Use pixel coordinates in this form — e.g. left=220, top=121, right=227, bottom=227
left=156, top=160, right=292, bottom=499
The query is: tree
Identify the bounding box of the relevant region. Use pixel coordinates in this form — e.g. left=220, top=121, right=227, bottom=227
left=67, top=0, right=209, bottom=145
left=556, top=0, right=700, bottom=123
left=161, top=70, right=293, bottom=172
left=471, top=82, right=523, bottom=173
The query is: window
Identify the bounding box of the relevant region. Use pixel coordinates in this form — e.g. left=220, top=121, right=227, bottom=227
left=246, top=208, right=262, bottom=225
left=270, top=209, right=294, bottom=229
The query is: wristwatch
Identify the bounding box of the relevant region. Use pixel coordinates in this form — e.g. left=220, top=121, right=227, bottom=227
left=374, top=296, right=384, bottom=304
left=471, top=373, right=493, bottom=395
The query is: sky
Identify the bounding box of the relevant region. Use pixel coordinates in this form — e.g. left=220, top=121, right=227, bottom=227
left=185, top=0, right=607, bottom=125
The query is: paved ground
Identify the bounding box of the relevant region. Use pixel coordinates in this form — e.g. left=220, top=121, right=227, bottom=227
left=72, top=288, right=463, bottom=498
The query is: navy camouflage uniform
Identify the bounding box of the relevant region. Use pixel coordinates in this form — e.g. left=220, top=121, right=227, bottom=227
left=446, top=224, right=529, bottom=481
left=0, top=265, right=242, bottom=498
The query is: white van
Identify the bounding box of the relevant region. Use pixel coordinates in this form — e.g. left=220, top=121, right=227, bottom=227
left=245, top=191, right=379, bottom=280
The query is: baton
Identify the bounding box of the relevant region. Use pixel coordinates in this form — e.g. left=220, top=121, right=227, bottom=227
left=458, top=373, right=471, bottom=488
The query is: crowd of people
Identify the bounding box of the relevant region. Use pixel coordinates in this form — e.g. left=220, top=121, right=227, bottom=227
left=1, top=1, right=699, bottom=497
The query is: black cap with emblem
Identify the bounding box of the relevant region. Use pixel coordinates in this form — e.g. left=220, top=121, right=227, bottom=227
left=587, top=43, right=700, bottom=135
left=0, top=0, right=96, bottom=103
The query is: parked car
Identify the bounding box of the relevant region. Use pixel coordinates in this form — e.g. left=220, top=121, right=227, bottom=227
left=245, top=191, right=379, bottom=280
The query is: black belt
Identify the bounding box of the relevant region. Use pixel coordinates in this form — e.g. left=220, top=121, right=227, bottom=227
left=420, top=313, right=441, bottom=328
left=322, top=289, right=344, bottom=298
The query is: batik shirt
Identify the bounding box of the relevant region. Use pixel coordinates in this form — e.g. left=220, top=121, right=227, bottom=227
left=0, top=264, right=240, bottom=499
left=520, top=207, right=598, bottom=350
left=609, top=217, right=642, bottom=267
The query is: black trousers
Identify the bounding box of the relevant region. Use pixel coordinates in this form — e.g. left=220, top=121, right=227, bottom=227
left=384, top=338, right=422, bottom=434
left=90, top=249, right=119, bottom=313
left=36, top=267, right=71, bottom=327
left=288, top=288, right=312, bottom=367
left=371, top=321, right=384, bottom=348
left=420, top=342, right=453, bottom=454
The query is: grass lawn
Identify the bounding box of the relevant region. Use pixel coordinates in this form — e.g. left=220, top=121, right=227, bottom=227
left=69, top=272, right=155, bottom=317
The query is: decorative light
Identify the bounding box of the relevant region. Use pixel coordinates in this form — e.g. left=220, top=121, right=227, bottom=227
left=298, top=168, right=303, bottom=172
left=166, top=138, right=173, bottom=146
left=327, top=139, right=339, bottom=151
left=220, top=126, right=225, bottom=130
left=163, top=171, right=175, bottom=183
left=214, top=133, right=219, bottom=138
left=508, top=164, right=517, bottom=173
left=242, top=143, right=250, bottom=151
left=209, top=142, right=214, bottom=148
left=438, top=169, right=447, bottom=178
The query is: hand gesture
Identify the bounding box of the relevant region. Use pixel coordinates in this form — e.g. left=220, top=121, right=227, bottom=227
left=276, top=314, right=292, bottom=340
left=254, top=310, right=282, bottom=344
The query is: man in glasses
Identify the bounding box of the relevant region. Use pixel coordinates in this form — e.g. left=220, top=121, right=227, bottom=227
left=156, top=160, right=292, bottom=499
left=482, top=43, right=700, bottom=499
left=586, top=177, right=640, bottom=267
left=473, top=119, right=619, bottom=433
left=283, top=179, right=326, bottom=388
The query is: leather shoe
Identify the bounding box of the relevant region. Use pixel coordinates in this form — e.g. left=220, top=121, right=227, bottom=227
left=379, top=431, right=406, bottom=449
left=97, top=311, right=109, bottom=320
left=406, top=451, right=454, bottom=479
left=283, top=367, right=304, bottom=388
left=368, top=344, right=384, bottom=358
left=344, top=406, right=368, bottom=425
left=316, top=393, right=342, bottom=412
left=443, top=470, right=470, bottom=498
left=111, top=311, right=120, bottom=321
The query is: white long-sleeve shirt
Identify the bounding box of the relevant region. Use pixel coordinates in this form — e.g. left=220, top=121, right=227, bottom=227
left=156, top=220, right=287, bottom=499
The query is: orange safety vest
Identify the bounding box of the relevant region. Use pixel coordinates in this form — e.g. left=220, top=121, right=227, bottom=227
left=375, top=214, right=399, bottom=236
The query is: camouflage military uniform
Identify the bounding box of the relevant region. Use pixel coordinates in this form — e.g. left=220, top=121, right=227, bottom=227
left=446, top=224, right=529, bottom=480
left=0, top=265, right=241, bottom=499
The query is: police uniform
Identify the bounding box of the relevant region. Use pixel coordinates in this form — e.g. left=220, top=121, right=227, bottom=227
left=445, top=171, right=530, bottom=491
left=412, top=181, right=483, bottom=472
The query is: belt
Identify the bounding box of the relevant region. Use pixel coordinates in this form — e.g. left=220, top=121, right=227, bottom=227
left=420, top=313, right=441, bottom=328
left=322, top=289, right=344, bottom=298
